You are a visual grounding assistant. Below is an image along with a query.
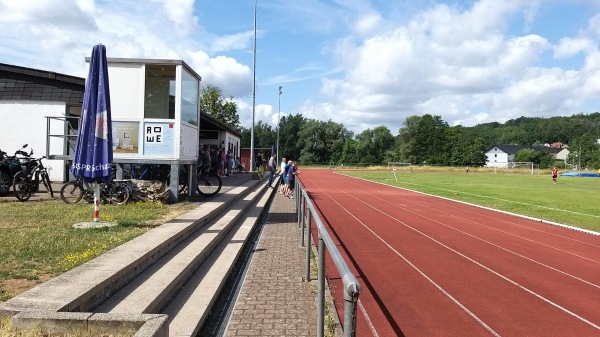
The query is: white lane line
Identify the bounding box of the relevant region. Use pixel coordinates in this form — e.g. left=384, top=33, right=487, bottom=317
left=343, top=173, right=600, bottom=237
left=305, top=176, right=501, bottom=336
left=390, top=199, right=600, bottom=289
left=358, top=298, right=380, bottom=337
left=389, top=179, right=600, bottom=219
left=346, top=176, right=600, bottom=264
left=331, top=182, right=600, bottom=332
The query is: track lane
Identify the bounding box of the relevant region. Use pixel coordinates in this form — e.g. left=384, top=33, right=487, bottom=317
left=300, top=169, right=600, bottom=336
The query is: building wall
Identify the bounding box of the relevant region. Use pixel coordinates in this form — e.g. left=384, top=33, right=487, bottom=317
left=556, top=149, right=569, bottom=161
left=0, top=101, right=67, bottom=181
left=107, top=63, right=144, bottom=119
left=485, top=149, right=511, bottom=167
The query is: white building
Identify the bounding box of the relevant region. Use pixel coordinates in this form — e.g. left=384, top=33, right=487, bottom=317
left=1, top=59, right=241, bottom=201
left=484, top=145, right=523, bottom=167
left=0, top=63, right=85, bottom=182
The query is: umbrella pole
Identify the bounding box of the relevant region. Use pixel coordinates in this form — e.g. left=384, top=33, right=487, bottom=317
left=94, top=182, right=101, bottom=222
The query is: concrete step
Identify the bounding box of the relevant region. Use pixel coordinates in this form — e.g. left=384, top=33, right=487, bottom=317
left=95, top=184, right=265, bottom=314
left=0, top=176, right=277, bottom=337
left=165, top=183, right=273, bottom=337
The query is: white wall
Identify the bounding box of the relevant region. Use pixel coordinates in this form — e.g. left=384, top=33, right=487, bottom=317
left=0, top=101, right=67, bottom=181
left=485, top=148, right=511, bottom=167
left=556, top=149, right=569, bottom=161
left=107, top=63, right=144, bottom=119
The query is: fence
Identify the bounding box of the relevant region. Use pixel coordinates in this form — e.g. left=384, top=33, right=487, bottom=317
left=294, top=180, right=362, bottom=337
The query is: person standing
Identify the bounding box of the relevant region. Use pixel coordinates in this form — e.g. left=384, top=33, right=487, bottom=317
left=285, top=161, right=300, bottom=199
left=552, top=166, right=558, bottom=184
left=280, top=160, right=291, bottom=196
left=267, top=152, right=276, bottom=187
left=219, top=148, right=226, bottom=177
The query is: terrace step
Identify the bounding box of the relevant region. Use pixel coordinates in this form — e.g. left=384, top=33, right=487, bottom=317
left=0, top=174, right=279, bottom=337
left=95, top=184, right=266, bottom=314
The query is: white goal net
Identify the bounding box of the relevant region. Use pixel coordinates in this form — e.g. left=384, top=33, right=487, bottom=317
left=492, top=162, right=535, bottom=175
left=387, top=162, right=412, bottom=172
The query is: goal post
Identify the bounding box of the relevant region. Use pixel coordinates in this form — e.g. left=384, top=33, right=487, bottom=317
left=387, top=162, right=412, bottom=172
left=508, top=162, right=534, bottom=175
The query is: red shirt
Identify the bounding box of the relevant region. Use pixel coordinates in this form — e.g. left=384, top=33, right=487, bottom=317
left=552, top=167, right=558, bottom=176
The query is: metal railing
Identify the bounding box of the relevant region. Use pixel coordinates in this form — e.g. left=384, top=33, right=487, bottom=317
left=294, top=179, right=362, bottom=337
left=45, top=116, right=80, bottom=160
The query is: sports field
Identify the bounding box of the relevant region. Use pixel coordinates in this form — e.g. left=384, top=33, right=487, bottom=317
left=300, top=169, right=600, bottom=336
left=341, top=170, right=600, bottom=233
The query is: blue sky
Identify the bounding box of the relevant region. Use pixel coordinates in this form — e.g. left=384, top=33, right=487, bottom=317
left=1, top=0, right=600, bottom=135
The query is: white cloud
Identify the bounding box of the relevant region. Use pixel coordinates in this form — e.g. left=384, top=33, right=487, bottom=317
left=307, top=0, right=600, bottom=134
left=555, top=37, right=595, bottom=59
left=210, top=31, right=255, bottom=53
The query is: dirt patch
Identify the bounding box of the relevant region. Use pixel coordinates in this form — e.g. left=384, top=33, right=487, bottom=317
left=0, top=274, right=52, bottom=305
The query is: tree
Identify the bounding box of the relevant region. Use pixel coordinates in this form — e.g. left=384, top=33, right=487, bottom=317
left=354, top=126, right=395, bottom=164
left=298, top=119, right=352, bottom=164
left=200, top=84, right=240, bottom=130
left=278, top=113, right=306, bottom=161
left=567, top=134, right=599, bottom=169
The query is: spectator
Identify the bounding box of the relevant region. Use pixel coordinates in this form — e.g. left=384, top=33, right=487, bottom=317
left=285, top=160, right=300, bottom=199
left=267, top=152, right=276, bottom=187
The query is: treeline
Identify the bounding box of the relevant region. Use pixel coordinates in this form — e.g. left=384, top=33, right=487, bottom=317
left=238, top=112, right=600, bottom=169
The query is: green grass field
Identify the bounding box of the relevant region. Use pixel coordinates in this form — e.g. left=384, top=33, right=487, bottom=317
left=0, top=199, right=198, bottom=303
left=341, top=170, right=600, bottom=233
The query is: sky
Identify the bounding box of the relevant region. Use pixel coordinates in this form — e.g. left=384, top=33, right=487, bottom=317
left=1, top=0, right=600, bottom=136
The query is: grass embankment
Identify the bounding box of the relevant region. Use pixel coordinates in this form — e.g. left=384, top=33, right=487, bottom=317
left=0, top=198, right=198, bottom=304
left=342, top=169, right=600, bottom=233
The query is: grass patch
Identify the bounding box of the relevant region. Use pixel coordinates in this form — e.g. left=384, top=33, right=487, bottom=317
left=342, top=170, right=600, bottom=232
left=0, top=198, right=198, bottom=303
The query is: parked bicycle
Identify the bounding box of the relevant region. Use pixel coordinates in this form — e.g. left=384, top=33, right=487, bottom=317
left=0, top=144, right=32, bottom=196
left=179, top=164, right=222, bottom=197
left=12, top=156, right=53, bottom=202
left=60, top=177, right=131, bottom=205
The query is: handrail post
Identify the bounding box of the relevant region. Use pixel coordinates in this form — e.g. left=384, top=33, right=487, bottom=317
left=343, top=288, right=359, bottom=337
left=300, top=198, right=306, bottom=246
left=317, top=232, right=325, bottom=337
left=304, top=207, right=311, bottom=282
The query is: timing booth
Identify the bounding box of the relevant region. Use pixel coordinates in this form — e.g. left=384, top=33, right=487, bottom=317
left=104, top=58, right=201, bottom=202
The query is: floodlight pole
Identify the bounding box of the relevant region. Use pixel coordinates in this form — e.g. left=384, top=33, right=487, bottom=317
left=277, top=85, right=282, bottom=165
left=250, top=0, right=257, bottom=172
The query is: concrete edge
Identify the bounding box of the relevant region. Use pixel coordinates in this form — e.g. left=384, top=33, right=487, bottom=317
left=12, top=311, right=168, bottom=337
left=166, top=180, right=276, bottom=336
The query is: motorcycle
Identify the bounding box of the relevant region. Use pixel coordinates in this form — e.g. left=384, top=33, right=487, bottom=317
left=0, top=144, right=32, bottom=196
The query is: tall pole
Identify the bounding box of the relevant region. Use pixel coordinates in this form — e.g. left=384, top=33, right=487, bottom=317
left=250, top=0, right=257, bottom=172
left=277, top=85, right=282, bottom=166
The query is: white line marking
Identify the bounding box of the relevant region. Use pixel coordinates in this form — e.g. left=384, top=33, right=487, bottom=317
left=358, top=299, right=380, bottom=337
left=305, top=176, right=501, bottom=336
left=322, top=174, right=600, bottom=331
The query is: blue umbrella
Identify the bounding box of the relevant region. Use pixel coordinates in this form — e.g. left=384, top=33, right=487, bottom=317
left=72, top=44, right=113, bottom=221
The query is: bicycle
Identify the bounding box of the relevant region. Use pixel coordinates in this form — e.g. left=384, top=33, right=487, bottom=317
left=122, top=164, right=169, bottom=181
left=60, top=177, right=130, bottom=205
left=12, top=156, right=54, bottom=202
left=178, top=164, right=222, bottom=197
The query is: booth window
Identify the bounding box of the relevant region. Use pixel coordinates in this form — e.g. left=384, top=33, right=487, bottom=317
left=181, top=68, right=199, bottom=126
left=144, top=65, right=176, bottom=119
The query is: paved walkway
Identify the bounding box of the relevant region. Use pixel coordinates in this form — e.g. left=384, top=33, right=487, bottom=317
left=224, top=191, right=317, bottom=336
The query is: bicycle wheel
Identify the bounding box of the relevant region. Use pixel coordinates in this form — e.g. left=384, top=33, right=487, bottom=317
left=60, top=181, right=84, bottom=204
left=41, top=171, right=53, bottom=197
left=196, top=171, right=222, bottom=197
left=108, top=182, right=130, bottom=205
left=12, top=171, right=32, bottom=202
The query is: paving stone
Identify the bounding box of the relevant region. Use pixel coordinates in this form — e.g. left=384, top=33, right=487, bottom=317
left=224, top=192, right=316, bottom=336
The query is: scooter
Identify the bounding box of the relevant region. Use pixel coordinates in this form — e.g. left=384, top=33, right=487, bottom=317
left=0, top=144, right=32, bottom=196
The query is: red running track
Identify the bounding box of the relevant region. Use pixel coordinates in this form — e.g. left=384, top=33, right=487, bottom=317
left=298, top=169, right=600, bottom=337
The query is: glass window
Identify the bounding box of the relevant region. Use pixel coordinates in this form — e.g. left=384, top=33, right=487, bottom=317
left=144, top=65, right=176, bottom=119
left=181, top=69, right=199, bottom=126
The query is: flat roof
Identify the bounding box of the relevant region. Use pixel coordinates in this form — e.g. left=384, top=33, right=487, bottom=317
left=85, top=57, right=202, bottom=81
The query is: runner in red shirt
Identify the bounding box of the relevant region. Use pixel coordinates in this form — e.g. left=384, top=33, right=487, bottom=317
left=552, top=166, right=558, bottom=184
